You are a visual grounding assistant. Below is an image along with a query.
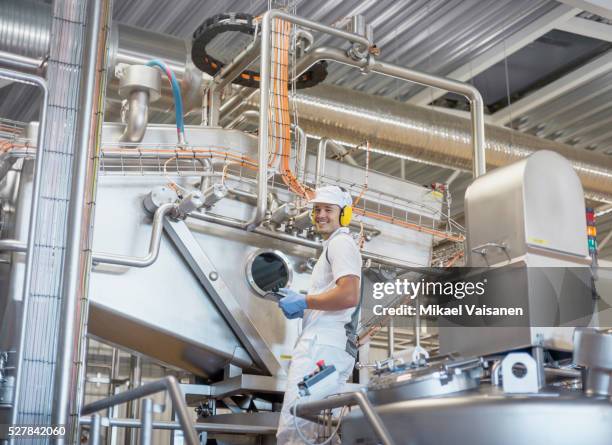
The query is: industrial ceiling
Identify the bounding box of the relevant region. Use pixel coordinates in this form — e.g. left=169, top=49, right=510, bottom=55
left=1, top=0, right=611, bottom=258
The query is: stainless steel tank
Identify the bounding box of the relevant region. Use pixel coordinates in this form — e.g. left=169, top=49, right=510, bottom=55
left=3, top=122, right=442, bottom=379
left=343, top=354, right=612, bottom=445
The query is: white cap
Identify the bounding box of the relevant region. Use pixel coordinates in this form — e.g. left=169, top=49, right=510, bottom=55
left=310, top=185, right=352, bottom=208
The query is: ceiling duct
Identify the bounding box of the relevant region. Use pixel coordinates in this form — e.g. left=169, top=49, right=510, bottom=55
left=240, top=84, right=612, bottom=204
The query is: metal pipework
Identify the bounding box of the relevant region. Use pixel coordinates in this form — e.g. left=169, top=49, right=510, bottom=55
left=7, top=1, right=609, bottom=201
left=54, top=0, right=108, bottom=436
left=292, top=46, right=486, bottom=179
left=291, top=390, right=395, bottom=445
left=0, top=67, right=48, bottom=433
left=270, top=202, right=299, bottom=226
left=139, top=398, right=153, bottom=445
left=88, top=414, right=101, bottom=445
left=293, top=209, right=313, bottom=231
left=201, top=183, right=228, bottom=208
left=327, top=139, right=359, bottom=167
left=0, top=50, right=44, bottom=74
left=119, top=90, right=150, bottom=143
left=316, top=137, right=357, bottom=186
left=226, top=109, right=259, bottom=129
left=211, top=39, right=261, bottom=93
left=295, top=125, right=308, bottom=182
left=0, top=202, right=179, bottom=267
left=199, top=158, right=213, bottom=192
left=81, top=376, right=199, bottom=445
left=188, top=211, right=444, bottom=276
left=219, top=87, right=258, bottom=121
left=0, top=0, right=202, bottom=111
left=239, top=80, right=612, bottom=203
left=246, top=9, right=373, bottom=231
left=116, top=64, right=161, bottom=144
left=315, top=138, right=327, bottom=188
left=79, top=416, right=277, bottom=435
left=92, top=202, right=177, bottom=267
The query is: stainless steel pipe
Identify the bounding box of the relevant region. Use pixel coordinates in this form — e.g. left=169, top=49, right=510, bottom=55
left=0, top=1, right=202, bottom=111
left=79, top=416, right=277, bottom=435
left=119, top=90, right=150, bottom=143
left=1, top=67, right=49, bottom=433
left=92, top=202, right=178, bottom=267
left=315, top=138, right=328, bottom=188
left=88, top=414, right=101, bottom=445
left=0, top=50, right=44, bottom=74
left=248, top=10, right=374, bottom=230
left=188, top=211, right=442, bottom=275
left=139, top=398, right=153, bottom=445
left=291, top=45, right=486, bottom=179
left=0, top=202, right=178, bottom=268
left=314, top=137, right=359, bottom=185
left=0, top=1, right=50, bottom=60
left=54, top=0, right=107, bottom=436
left=295, top=125, right=308, bottom=182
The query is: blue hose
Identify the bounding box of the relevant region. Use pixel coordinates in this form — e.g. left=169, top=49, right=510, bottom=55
left=146, top=59, right=185, bottom=141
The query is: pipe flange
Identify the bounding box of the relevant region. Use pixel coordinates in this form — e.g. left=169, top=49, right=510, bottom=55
left=116, top=64, right=162, bottom=102
left=143, top=186, right=178, bottom=214
left=191, top=12, right=328, bottom=89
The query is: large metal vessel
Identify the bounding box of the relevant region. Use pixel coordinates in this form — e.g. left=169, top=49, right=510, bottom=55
left=1, top=122, right=442, bottom=380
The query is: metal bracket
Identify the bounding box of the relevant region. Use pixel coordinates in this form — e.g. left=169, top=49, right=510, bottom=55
left=471, top=242, right=511, bottom=265
left=501, top=352, right=539, bottom=394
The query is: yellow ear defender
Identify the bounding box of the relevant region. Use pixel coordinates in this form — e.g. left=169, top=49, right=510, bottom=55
left=339, top=205, right=352, bottom=227
left=311, top=205, right=353, bottom=227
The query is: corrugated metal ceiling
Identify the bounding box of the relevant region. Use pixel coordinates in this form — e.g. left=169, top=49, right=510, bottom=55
left=2, top=0, right=612, bottom=255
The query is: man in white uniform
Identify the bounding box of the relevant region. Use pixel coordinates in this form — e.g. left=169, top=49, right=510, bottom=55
left=275, top=185, right=362, bottom=444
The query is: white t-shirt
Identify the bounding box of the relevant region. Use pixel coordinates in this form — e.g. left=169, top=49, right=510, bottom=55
left=301, top=227, right=362, bottom=348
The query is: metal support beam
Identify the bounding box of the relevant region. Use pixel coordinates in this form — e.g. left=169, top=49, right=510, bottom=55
left=139, top=398, right=153, bottom=445
left=557, top=0, right=612, bottom=21
left=557, top=16, right=612, bottom=42
left=599, top=228, right=612, bottom=251
left=489, top=50, right=612, bottom=125
left=88, top=414, right=101, bottom=445
left=408, top=5, right=579, bottom=106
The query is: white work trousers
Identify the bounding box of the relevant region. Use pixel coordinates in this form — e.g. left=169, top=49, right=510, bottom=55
left=276, top=334, right=355, bottom=445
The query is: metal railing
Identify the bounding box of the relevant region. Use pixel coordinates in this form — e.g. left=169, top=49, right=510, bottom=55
left=81, top=376, right=199, bottom=445
left=291, top=390, right=396, bottom=445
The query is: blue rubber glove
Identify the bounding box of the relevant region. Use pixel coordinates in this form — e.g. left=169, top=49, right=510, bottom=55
left=278, top=288, right=307, bottom=319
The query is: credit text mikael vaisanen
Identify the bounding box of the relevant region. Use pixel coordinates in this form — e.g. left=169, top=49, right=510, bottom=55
left=370, top=278, right=524, bottom=317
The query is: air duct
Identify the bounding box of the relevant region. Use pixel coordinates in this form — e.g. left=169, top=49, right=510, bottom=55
left=0, top=1, right=50, bottom=59
left=239, top=84, right=612, bottom=204
left=0, top=0, right=203, bottom=111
